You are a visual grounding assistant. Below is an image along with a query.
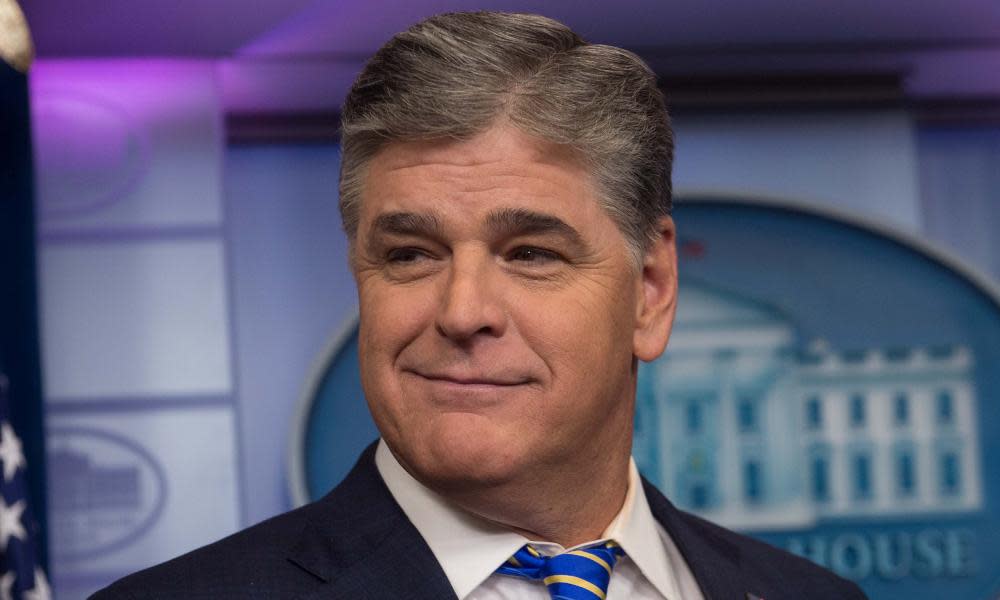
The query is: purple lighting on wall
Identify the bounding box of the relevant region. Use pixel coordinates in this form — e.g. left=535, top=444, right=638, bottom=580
left=30, top=59, right=224, bottom=228
left=32, top=85, right=149, bottom=218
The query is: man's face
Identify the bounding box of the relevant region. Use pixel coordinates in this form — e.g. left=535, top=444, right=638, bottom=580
left=352, top=125, right=672, bottom=493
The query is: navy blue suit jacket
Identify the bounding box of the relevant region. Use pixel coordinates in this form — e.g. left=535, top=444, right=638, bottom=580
left=93, top=443, right=866, bottom=599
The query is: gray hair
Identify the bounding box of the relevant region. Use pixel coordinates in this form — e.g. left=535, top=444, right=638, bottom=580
left=339, top=11, right=673, bottom=265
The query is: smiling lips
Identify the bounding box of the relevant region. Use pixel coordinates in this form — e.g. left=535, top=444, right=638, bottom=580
left=407, top=369, right=533, bottom=387
left=416, top=372, right=530, bottom=387
left=406, top=370, right=534, bottom=407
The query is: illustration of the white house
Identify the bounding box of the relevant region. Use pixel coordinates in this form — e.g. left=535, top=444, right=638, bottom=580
left=634, top=280, right=983, bottom=530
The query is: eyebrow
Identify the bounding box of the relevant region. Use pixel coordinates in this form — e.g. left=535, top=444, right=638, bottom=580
left=369, top=212, right=444, bottom=238
left=484, top=208, right=586, bottom=248
left=367, top=207, right=586, bottom=249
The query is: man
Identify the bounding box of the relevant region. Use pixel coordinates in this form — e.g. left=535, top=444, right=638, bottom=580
left=96, top=12, right=866, bottom=600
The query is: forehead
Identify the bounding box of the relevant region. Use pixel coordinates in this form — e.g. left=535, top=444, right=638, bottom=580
left=371, top=125, right=584, bottom=174
left=358, top=125, right=601, bottom=221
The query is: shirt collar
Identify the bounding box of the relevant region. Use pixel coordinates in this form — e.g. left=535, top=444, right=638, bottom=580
left=375, top=439, right=680, bottom=599
left=375, top=440, right=526, bottom=598
left=610, top=460, right=685, bottom=600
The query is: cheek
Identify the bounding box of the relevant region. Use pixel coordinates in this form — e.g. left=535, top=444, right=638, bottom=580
left=358, top=287, right=423, bottom=435
left=358, top=281, right=434, bottom=355
left=514, top=282, right=635, bottom=377
left=357, top=283, right=430, bottom=425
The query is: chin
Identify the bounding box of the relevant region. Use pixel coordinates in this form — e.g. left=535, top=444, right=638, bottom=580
left=390, top=413, right=527, bottom=491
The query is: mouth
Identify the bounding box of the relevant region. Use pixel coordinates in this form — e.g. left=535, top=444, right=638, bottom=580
left=408, top=370, right=531, bottom=387
left=400, top=369, right=537, bottom=409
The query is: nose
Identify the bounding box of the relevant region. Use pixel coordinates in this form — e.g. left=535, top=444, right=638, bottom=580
left=435, top=251, right=507, bottom=343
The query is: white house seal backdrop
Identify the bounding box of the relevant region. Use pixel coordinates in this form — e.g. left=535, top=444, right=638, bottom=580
left=292, top=198, right=1000, bottom=600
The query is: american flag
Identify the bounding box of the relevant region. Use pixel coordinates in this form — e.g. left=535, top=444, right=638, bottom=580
left=0, top=375, right=50, bottom=599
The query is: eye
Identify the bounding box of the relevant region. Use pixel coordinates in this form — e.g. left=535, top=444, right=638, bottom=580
left=507, top=246, right=561, bottom=264
left=386, top=247, right=429, bottom=263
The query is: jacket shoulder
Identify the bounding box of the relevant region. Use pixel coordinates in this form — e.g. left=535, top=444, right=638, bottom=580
left=90, top=500, right=326, bottom=599
left=676, top=508, right=867, bottom=599
left=641, top=477, right=866, bottom=599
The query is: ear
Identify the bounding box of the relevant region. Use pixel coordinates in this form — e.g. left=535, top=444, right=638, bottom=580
left=633, top=215, right=678, bottom=362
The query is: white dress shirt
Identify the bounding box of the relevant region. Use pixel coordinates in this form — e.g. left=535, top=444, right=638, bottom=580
left=375, top=440, right=705, bottom=600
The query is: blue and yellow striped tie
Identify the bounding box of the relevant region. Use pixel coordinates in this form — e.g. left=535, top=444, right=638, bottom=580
left=496, top=542, right=625, bottom=600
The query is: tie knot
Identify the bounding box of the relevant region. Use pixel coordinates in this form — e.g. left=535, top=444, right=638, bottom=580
left=496, top=542, right=625, bottom=599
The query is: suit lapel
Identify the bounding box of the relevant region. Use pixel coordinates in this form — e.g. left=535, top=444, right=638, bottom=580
left=642, top=477, right=748, bottom=600
left=288, top=443, right=458, bottom=600
left=287, top=447, right=758, bottom=599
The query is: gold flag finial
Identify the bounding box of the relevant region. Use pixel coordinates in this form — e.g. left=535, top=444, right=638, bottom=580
left=0, top=0, right=34, bottom=73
